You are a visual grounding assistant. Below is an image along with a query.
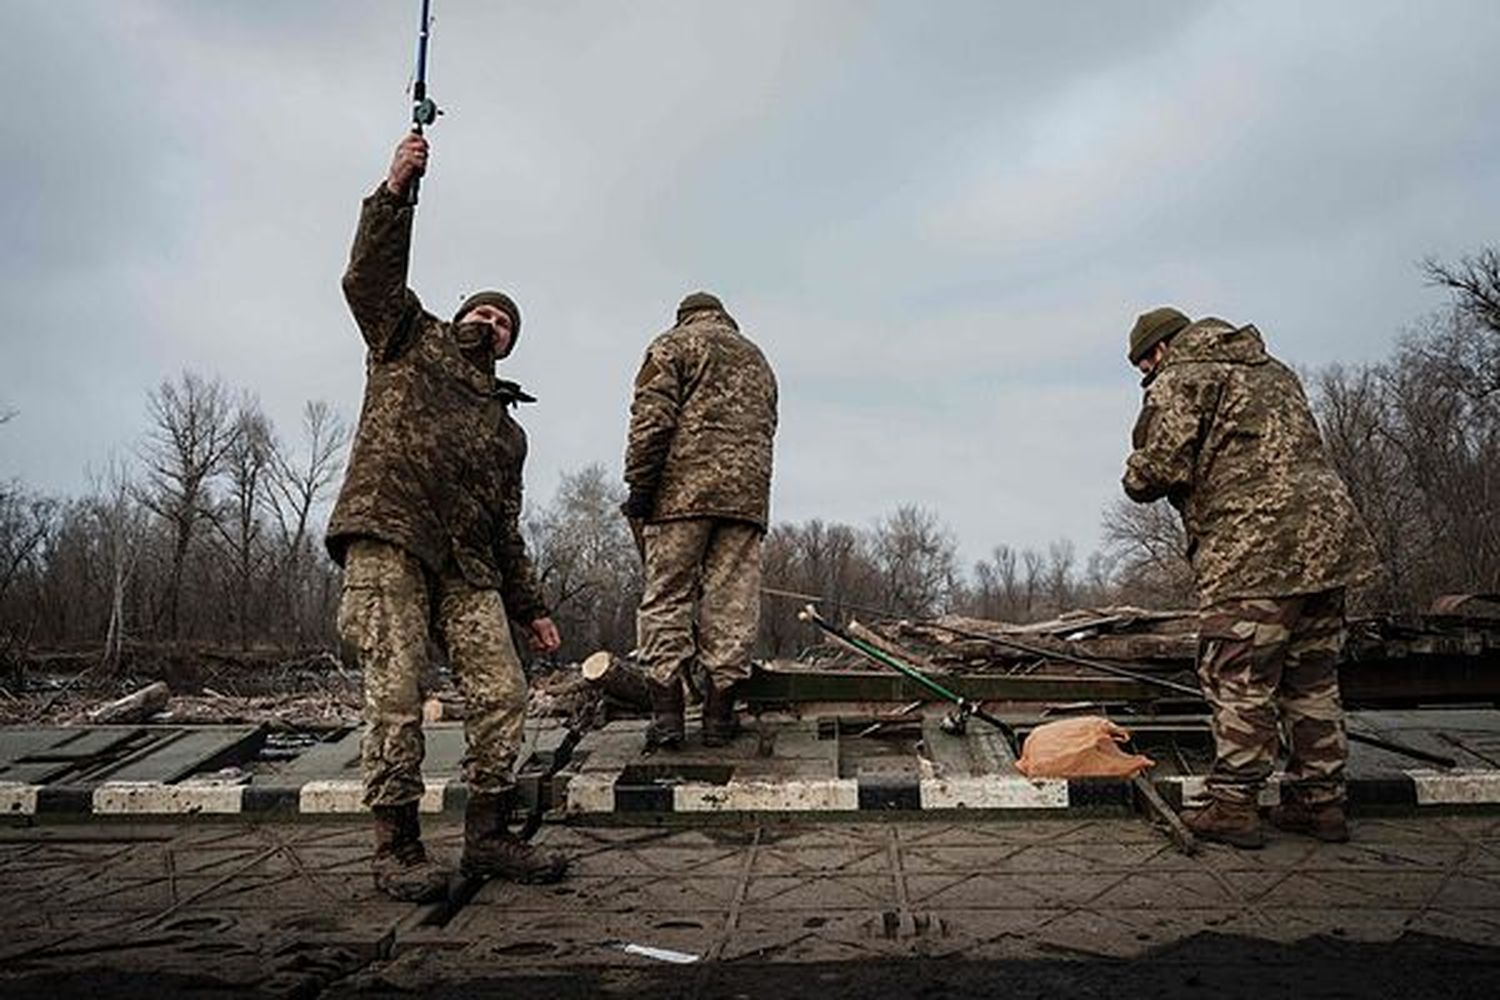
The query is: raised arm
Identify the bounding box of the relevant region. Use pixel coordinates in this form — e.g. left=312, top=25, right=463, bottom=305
left=340, top=134, right=429, bottom=360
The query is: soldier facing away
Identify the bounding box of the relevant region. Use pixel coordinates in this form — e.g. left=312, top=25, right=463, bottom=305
left=326, top=132, right=568, bottom=901
left=1122, top=307, right=1381, bottom=849
left=623, top=292, right=779, bottom=750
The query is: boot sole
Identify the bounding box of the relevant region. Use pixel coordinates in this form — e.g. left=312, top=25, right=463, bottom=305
left=460, top=862, right=568, bottom=884
left=1195, top=830, right=1266, bottom=850
left=375, top=880, right=449, bottom=903
left=1271, top=823, right=1350, bottom=843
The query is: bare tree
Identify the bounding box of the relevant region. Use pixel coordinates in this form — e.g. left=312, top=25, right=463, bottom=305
left=759, top=518, right=883, bottom=655
left=1424, top=247, right=1500, bottom=339
left=211, top=397, right=275, bottom=648
left=86, top=459, right=149, bottom=673
left=1044, top=539, right=1077, bottom=614
left=871, top=505, right=959, bottom=617
left=0, top=486, right=59, bottom=608
left=1100, top=497, right=1194, bottom=608
left=266, top=400, right=348, bottom=645
left=267, top=401, right=348, bottom=565
left=970, top=544, right=1022, bottom=620
left=138, top=372, right=237, bottom=639
left=526, top=464, right=641, bottom=660
left=1020, top=547, right=1046, bottom=619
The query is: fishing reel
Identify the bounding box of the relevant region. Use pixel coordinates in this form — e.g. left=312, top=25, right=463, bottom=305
left=413, top=94, right=442, bottom=128
left=939, top=702, right=975, bottom=735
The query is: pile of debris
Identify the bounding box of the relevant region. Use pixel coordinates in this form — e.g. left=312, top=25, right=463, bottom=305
left=877, top=607, right=1197, bottom=674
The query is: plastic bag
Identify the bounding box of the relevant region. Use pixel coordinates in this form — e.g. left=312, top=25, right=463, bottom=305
left=1014, top=716, right=1155, bottom=779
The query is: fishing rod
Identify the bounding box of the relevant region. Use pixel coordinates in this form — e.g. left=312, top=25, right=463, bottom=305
left=926, top=620, right=1455, bottom=768
left=797, top=604, right=1017, bottom=746
left=407, top=0, right=442, bottom=206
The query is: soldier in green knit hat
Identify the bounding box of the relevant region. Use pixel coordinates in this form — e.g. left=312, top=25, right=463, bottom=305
left=624, top=291, right=779, bottom=751
left=327, top=131, right=568, bottom=899
left=1122, top=306, right=1380, bottom=849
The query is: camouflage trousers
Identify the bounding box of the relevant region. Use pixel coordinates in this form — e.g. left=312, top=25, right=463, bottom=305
left=337, top=538, right=529, bottom=808
left=1197, top=588, right=1349, bottom=808
left=638, top=518, right=762, bottom=689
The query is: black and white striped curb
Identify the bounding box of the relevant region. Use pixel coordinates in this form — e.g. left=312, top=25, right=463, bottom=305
left=0, top=778, right=454, bottom=817
left=5, top=769, right=1500, bottom=818
left=563, top=768, right=1500, bottom=816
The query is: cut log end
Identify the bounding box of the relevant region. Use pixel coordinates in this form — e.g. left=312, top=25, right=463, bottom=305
left=580, top=650, right=653, bottom=711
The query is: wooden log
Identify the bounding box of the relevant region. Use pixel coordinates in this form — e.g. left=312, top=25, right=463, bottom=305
left=89, top=680, right=171, bottom=724
left=580, top=651, right=653, bottom=711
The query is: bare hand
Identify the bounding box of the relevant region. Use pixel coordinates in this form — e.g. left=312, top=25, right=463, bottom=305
left=528, top=617, right=562, bottom=654
left=385, top=132, right=429, bottom=197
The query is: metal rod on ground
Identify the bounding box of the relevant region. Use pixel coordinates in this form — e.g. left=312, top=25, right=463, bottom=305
left=1131, top=774, right=1198, bottom=856
left=927, top=620, right=1456, bottom=768
left=797, top=605, right=1016, bottom=747
left=1348, top=728, right=1456, bottom=768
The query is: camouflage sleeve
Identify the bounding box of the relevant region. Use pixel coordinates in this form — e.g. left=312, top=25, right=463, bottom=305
left=495, top=454, right=549, bottom=625
left=1122, top=369, right=1212, bottom=504
left=340, top=184, right=425, bottom=361
left=623, top=340, right=683, bottom=498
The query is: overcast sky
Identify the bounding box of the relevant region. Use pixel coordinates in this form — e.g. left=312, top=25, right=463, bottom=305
left=2, top=1, right=1497, bottom=567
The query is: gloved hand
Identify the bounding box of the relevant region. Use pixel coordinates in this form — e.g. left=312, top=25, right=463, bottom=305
left=620, top=490, right=654, bottom=520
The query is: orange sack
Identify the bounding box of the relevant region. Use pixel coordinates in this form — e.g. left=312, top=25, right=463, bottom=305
left=1013, top=716, right=1155, bottom=779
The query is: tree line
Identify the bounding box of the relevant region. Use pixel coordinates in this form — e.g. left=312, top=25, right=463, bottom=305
left=2, top=248, right=1496, bottom=670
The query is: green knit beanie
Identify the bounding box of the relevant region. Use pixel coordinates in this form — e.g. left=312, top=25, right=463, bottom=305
left=454, top=290, right=522, bottom=342
left=676, top=291, right=725, bottom=323
left=1127, top=307, right=1190, bottom=363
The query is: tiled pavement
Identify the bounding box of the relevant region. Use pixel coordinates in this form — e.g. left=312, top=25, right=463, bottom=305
left=2, top=815, right=1499, bottom=996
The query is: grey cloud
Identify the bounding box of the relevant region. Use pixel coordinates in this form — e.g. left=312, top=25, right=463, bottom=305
left=2, top=1, right=1496, bottom=563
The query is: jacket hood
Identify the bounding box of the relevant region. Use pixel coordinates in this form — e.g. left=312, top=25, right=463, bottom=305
left=1163, top=318, right=1268, bottom=368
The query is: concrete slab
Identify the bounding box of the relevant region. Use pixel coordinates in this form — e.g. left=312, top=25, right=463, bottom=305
left=2, top=816, right=1499, bottom=996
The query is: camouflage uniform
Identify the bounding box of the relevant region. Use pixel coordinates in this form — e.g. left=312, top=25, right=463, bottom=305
left=625, top=301, right=778, bottom=689
left=1123, top=318, right=1380, bottom=808
left=338, top=539, right=529, bottom=805
left=326, top=184, right=548, bottom=808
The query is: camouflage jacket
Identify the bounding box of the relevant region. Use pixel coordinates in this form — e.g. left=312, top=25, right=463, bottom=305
left=1123, top=318, right=1380, bottom=606
left=324, top=184, right=547, bottom=624
left=624, top=311, right=778, bottom=529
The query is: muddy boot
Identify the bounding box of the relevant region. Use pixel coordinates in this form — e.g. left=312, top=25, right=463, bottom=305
left=371, top=802, right=450, bottom=902
left=460, top=788, right=569, bottom=884
left=1180, top=798, right=1265, bottom=849
left=701, top=680, right=741, bottom=747
left=1269, top=800, right=1350, bottom=843
left=644, top=677, right=685, bottom=751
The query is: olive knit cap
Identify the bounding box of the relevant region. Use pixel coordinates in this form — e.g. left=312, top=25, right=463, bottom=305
left=1127, top=306, right=1190, bottom=364
left=454, top=290, right=522, bottom=341
left=676, top=291, right=725, bottom=323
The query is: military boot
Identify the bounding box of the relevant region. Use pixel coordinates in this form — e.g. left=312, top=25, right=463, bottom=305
left=644, top=677, right=685, bottom=751
left=460, top=788, right=569, bottom=883
left=1180, top=798, right=1265, bottom=849
left=701, top=680, right=741, bottom=747
left=371, top=802, right=450, bottom=902
left=1269, top=800, right=1350, bottom=843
